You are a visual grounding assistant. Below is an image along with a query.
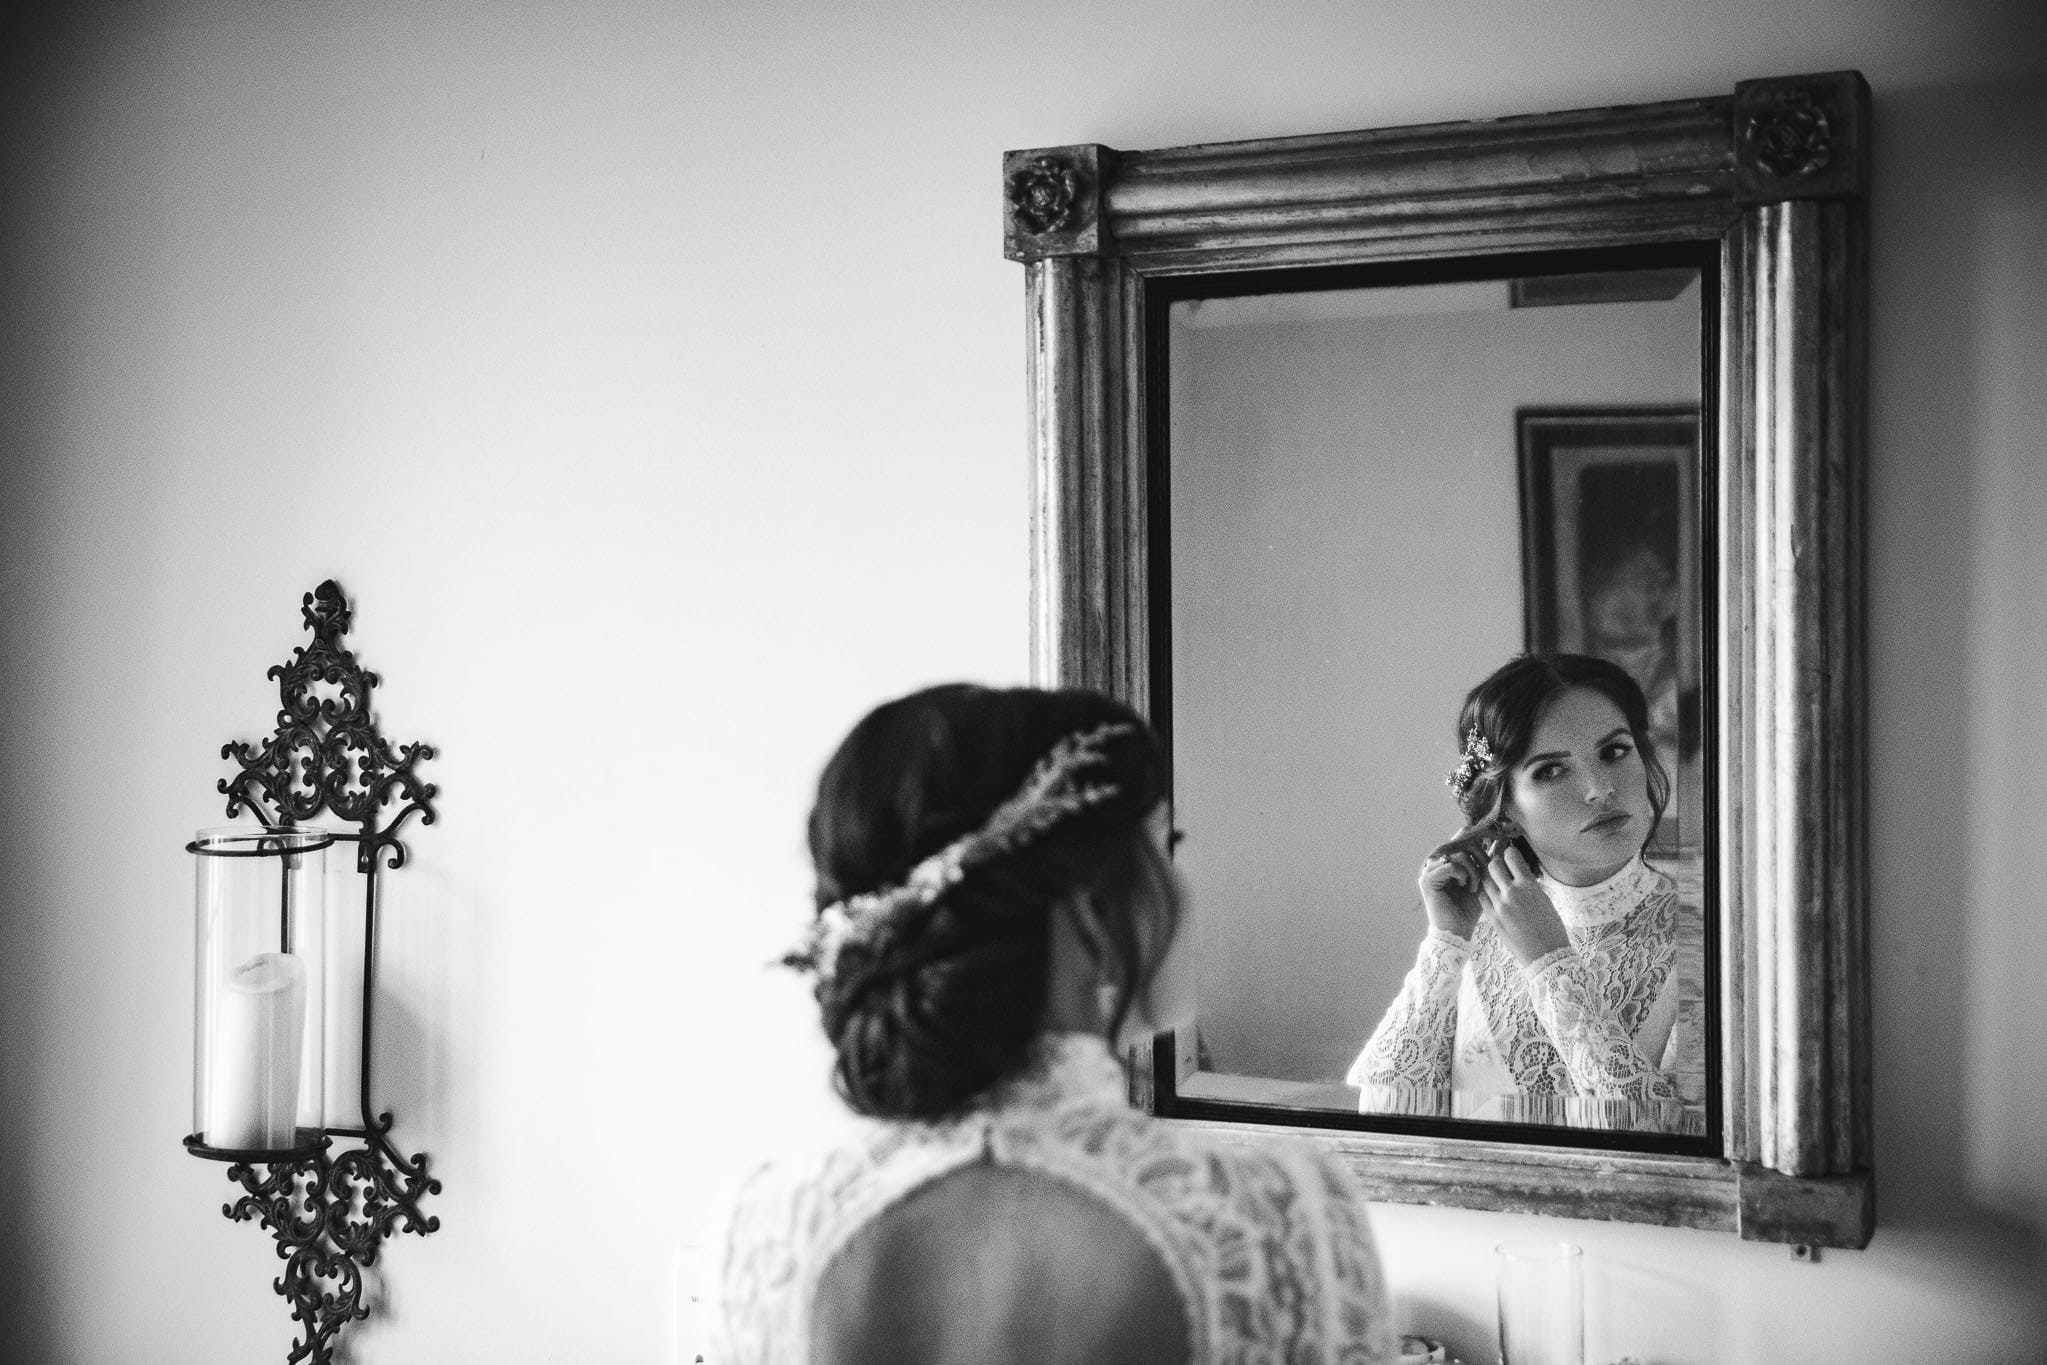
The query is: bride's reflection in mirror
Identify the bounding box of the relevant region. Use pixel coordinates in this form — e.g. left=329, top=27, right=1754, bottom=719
left=1158, top=258, right=1714, bottom=1142
left=1346, top=654, right=1705, bottom=1133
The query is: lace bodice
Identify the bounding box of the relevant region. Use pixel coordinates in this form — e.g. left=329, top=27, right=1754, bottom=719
left=715, top=1034, right=1395, bottom=1364
left=1347, top=856, right=1699, bottom=1132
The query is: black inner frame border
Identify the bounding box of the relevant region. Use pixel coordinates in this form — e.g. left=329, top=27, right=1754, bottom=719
left=1140, top=240, right=1724, bottom=1159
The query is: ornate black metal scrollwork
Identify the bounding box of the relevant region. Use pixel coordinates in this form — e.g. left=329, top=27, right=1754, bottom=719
left=192, top=580, right=442, bottom=1365
left=214, top=1129, right=442, bottom=1365
left=221, top=1149, right=364, bottom=1365
left=220, top=579, right=438, bottom=869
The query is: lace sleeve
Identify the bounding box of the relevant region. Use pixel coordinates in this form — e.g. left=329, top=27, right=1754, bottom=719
left=1347, top=929, right=1468, bottom=1113
left=1520, top=948, right=1680, bottom=1104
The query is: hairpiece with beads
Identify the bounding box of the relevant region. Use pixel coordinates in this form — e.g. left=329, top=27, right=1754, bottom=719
left=787, top=721, right=1137, bottom=983
left=1445, top=727, right=1497, bottom=803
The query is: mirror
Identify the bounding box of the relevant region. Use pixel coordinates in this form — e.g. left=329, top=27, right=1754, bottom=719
left=1004, top=71, right=1875, bottom=1245
left=1162, top=258, right=1713, bottom=1143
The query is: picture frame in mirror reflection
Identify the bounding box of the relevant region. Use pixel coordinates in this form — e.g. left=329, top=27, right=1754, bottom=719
left=1517, top=406, right=1702, bottom=853
left=1005, top=70, right=1872, bottom=1246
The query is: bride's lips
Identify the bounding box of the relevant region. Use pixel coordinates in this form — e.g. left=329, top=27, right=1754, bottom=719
left=1582, top=810, right=1632, bottom=833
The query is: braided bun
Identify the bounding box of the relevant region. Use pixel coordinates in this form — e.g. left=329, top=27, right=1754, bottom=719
left=805, top=685, right=1174, bottom=1119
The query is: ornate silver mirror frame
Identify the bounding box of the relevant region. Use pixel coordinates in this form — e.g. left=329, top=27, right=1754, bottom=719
left=1004, top=71, right=1871, bottom=1246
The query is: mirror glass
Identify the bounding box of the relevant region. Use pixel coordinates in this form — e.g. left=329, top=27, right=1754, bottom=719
left=1159, top=256, right=1714, bottom=1144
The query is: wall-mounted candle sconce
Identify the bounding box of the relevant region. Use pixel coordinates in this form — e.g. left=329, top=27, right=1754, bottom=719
left=184, top=580, right=440, bottom=1365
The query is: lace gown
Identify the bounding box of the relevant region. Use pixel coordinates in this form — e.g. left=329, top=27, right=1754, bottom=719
left=715, top=1033, right=1396, bottom=1364
left=1346, top=855, right=1703, bottom=1132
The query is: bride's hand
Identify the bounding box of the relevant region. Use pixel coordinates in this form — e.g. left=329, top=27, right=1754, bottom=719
left=1478, top=844, right=1571, bottom=967
left=1417, top=825, right=1490, bottom=939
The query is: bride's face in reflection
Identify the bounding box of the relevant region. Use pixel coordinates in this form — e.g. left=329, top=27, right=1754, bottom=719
left=1502, top=686, right=1653, bottom=887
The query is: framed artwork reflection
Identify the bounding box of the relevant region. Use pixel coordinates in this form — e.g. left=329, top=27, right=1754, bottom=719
left=1517, top=406, right=1703, bottom=851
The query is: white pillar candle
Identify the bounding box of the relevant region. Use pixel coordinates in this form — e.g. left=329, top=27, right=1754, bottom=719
left=205, top=952, right=308, bottom=1151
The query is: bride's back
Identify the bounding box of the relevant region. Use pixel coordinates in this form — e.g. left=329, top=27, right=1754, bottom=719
left=723, top=687, right=1389, bottom=1362
left=813, top=1161, right=1189, bottom=1365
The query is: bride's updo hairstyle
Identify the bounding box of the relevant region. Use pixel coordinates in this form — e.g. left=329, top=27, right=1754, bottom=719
left=804, top=684, right=1177, bottom=1121
left=1451, top=653, right=1672, bottom=870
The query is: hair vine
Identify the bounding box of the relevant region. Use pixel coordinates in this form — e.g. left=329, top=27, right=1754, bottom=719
left=787, top=721, right=1137, bottom=983
left=1446, top=726, right=1496, bottom=803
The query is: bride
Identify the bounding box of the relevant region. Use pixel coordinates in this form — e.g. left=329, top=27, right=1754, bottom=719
left=1348, top=653, right=1702, bottom=1133
left=716, top=683, right=1396, bottom=1363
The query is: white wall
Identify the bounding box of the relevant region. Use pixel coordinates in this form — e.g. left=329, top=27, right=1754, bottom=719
left=1, top=2, right=2041, bottom=1362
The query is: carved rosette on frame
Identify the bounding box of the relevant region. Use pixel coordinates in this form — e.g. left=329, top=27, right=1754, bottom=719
left=1733, top=71, right=1871, bottom=203
left=1003, top=145, right=1113, bottom=261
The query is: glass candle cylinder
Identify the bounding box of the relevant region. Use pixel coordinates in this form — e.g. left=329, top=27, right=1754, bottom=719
left=1495, top=1240, right=1584, bottom=1365
left=319, top=846, right=366, bottom=1127
left=191, top=826, right=333, bottom=1156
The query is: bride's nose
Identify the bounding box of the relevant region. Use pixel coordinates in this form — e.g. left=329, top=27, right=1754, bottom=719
left=1584, top=780, right=1615, bottom=803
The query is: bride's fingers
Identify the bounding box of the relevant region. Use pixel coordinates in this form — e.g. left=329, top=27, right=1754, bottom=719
left=1421, top=852, right=1470, bottom=888
left=1427, top=826, right=1492, bottom=863
left=1502, top=845, right=1536, bottom=881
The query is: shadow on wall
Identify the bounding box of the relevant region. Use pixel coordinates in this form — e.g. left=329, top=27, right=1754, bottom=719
left=1867, top=70, right=2047, bottom=1252
left=0, top=4, right=103, bottom=1354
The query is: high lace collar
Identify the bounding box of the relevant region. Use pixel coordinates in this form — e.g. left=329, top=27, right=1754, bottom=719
left=1539, top=853, right=1656, bottom=930
left=968, top=1031, right=1126, bottom=1116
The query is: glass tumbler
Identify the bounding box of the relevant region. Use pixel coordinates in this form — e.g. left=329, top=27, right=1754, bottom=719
left=1495, top=1240, right=1583, bottom=1365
